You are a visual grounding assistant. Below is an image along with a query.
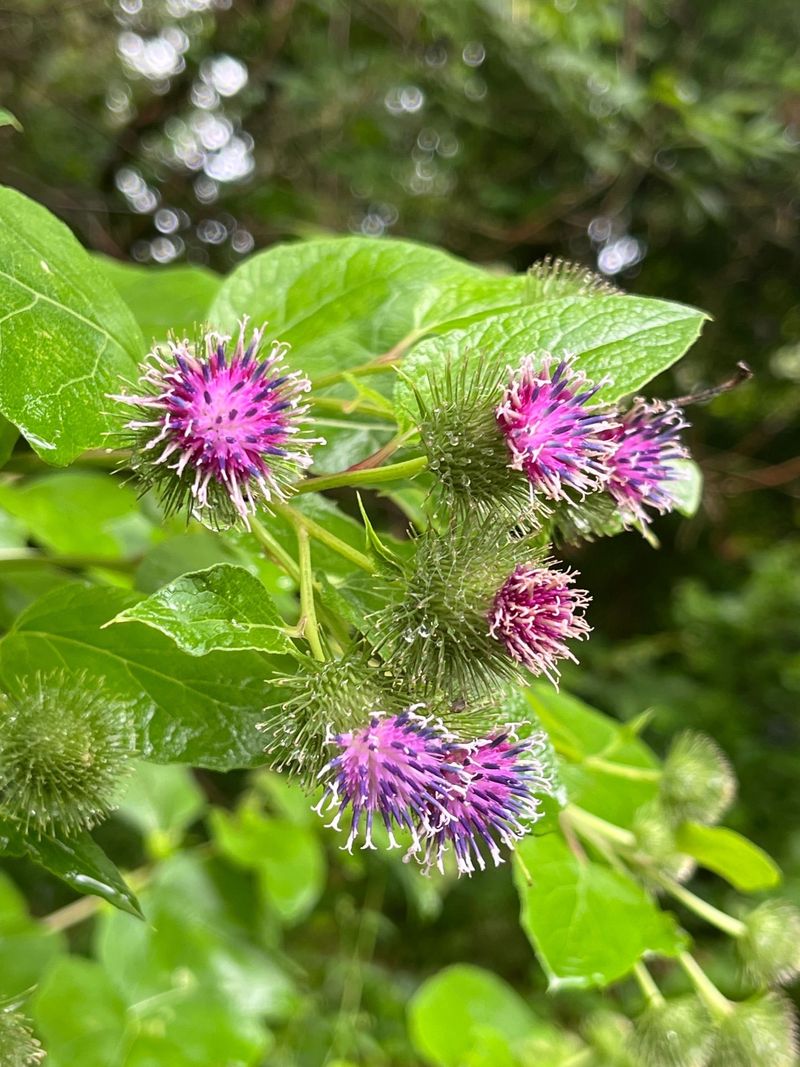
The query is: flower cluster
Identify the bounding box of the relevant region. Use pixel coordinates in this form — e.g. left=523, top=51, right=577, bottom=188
left=114, top=320, right=323, bottom=528
left=495, top=355, right=690, bottom=526
left=315, top=710, right=551, bottom=875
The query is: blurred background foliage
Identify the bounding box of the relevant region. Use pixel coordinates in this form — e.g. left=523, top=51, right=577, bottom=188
left=1, top=0, right=798, bottom=1063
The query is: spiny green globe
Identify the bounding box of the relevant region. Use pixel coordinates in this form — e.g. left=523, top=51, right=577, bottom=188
left=259, top=654, right=404, bottom=786
left=631, top=996, right=713, bottom=1067
left=0, top=1008, right=44, bottom=1066
left=659, top=731, right=736, bottom=826
left=738, top=900, right=800, bottom=988
left=709, top=994, right=797, bottom=1067
left=0, top=672, right=136, bottom=835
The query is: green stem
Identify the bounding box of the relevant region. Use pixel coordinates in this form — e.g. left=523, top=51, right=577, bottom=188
left=565, top=805, right=637, bottom=850
left=310, top=395, right=392, bottom=420
left=633, top=961, right=666, bottom=1008
left=678, top=952, right=733, bottom=1019
left=655, top=874, right=746, bottom=939
left=250, top=517, right=301, bottom=583
left=296, top=527, right=325, bottom=662
left=583, top=756, right=662, bottom=782
left=313, top=332, right=423, bottom=390
left=297, top=455, right=428, bottom=495
left=272, top=500, right=376, bottom=574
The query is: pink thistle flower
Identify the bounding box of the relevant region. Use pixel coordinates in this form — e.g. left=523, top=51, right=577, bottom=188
left=488, top=562, right=591, bottom=685
left=496, top=355, right=617, bottom=502
left=421, top=730, right=551, bottom=876
left=113, top=320, right=323, bottom=528
left=314, top=710, right=458, bottom=854
left=604, top=399, right=689, bottom=526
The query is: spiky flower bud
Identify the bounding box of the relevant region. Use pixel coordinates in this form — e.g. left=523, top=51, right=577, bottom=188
left=526, top=257, right=620, bottom=300
left=375, top=520, right=587, bottom=700
left=113, top=320, right=323, bottom=529
left=410, top=357, right=531, bottom=516
left=660, top=731, right=736, bottom=826
left=709, top=994, right=797, bottom=1067
left=603, top=399, right=690, bottom=527
left=633, top=802, right=695, bottom=883
left=583, top=1009, right=636, bottom=1065
left=496, top=355, right=618, bottom=503
left=0, top=1007, right=44, bottom=1067
left=631, top=997, right=713, bottom=1067
left=315, top=708, right=458, bottom=854
left=0, top=672, right=136, bottom=835
left=259, top=655, right=405, bottom=787
left=420, top=728, right=551, bottom=876
left=374, top=520, right=542, bottom=699
left=738, top=901, right=800, bottom=987
left=488, top=562, right=591, bottom=687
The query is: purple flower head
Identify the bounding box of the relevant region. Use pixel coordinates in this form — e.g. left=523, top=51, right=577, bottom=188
left=488, top=562, right=591, bottom=685
left=421, top=729, right=551, bottom=876
left=114, top=320, right=323, bottom=528
left=604, top=399, right=689, bottom=526
left=496, top=355, right=617, bottom=502
left=314, top=709, right=457, bottom=854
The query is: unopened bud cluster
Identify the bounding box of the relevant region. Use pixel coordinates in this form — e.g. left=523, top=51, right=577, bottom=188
left=108, top=306, right=697, bottom=877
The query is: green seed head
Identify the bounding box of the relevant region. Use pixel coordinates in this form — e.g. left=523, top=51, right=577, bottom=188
left=709, top=994, right=797, bottom=1067
left=738, top=900, right=800, bottom=988
left=631, top=996, right=714, bottom=1067
left=0, top=1008, right=44, bottom=1066
left=0, top=671, right=136, bottom=836
left=634, top=802, right=696, bottom=883
left=660, top=731, right=736, bottom=826
left=584, top=1008, right=637, bottom=1065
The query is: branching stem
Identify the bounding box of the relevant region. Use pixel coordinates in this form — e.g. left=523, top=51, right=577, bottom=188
left=654, top=874, right=746, bottom=938
left=297, top=526, right=325, bottom=661
left=297, top=455, right=428, bottom=495
left=272, top=500, right=376, bottom=574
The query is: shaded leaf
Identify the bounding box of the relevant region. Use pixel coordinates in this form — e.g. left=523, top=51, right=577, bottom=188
left=514, top=831, right=686, bottom=990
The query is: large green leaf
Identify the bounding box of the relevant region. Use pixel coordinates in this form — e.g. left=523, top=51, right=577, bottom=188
left=109, top=563, right=293, bottom=656
left=209, top=236, right=529, bottom=380
left=514, top=831, right=686, bottom=990
left=526, top=685, right=660, bottom=828
left=0, top=187, right=143, bottom=464
left=0, top=582, right=285, bottom=769
left=33, top=952, right=271, bottom=1067
left=0, top=471, right=153, bottom=560
left=408, top=964, right=546, bottom=1067
left=675, top=823, right=781, bottom=893
left=98, top=257, right=221, bottom=345
left=396, top=295, right=708, bottom=417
